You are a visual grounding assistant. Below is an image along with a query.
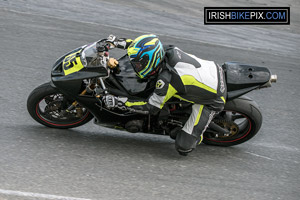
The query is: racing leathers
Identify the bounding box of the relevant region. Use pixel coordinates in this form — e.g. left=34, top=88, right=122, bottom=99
left=109, top=38, right=227, bottom=154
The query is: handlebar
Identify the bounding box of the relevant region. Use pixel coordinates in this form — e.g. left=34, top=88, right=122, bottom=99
left=96, top=39, right=111, bottom=53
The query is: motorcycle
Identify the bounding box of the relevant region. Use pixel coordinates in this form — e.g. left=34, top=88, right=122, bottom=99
left=27, top=39, right=277, bottom=146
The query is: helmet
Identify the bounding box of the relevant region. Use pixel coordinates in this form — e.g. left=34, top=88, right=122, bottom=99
left=127, top=34, right=164, bottom=79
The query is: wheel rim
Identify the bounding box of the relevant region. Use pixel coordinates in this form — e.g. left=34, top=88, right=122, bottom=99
left=35, top=94, right=90, bottom=126
left=204, top=110, right=252, bottom=143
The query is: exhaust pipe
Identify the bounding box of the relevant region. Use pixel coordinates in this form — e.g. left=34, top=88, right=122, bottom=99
left=260, top=74, right=277, bottom=88
left=270, top=74, right=277, bottom=83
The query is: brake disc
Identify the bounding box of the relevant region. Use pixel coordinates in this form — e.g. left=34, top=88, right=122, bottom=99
left=214, top=120, right=239, bottom=137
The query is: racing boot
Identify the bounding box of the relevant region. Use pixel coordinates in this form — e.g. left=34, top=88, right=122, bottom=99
left=175, top=130, right=198, bottom=156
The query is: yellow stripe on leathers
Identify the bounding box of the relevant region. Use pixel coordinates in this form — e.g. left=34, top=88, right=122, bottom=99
left=160, top=84, right=177, bottom=109
left=194, top=105, right=204, bottom=126
left=221, top=96, right=226, bottom=103
left=125, top=101, right=147, bottom=107
left=198, top=135, right=203, bottom=145
left=173, top=95, right=194, bottom=104
left=181, top=75, right=217, bottom=94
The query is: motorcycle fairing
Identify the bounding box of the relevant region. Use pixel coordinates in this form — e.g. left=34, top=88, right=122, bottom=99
left=62, top=49, right=84, bottom=76
left=223, top=62, right=271, bottom=100
left=51, top=47, right=108, bottom=96
left=224, top=62, right=271, bottom=91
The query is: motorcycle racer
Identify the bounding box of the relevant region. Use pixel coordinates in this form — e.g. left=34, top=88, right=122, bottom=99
left=104, top=34, right=227, bottom=155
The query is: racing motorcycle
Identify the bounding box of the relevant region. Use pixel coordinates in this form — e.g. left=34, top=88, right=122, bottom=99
left=27, top=39, right=277, bottom=146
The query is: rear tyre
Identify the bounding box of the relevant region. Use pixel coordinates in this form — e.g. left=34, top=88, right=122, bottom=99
left=27, top=82, right=93, bottom=129
left=203, top=96, right=262, bottom=146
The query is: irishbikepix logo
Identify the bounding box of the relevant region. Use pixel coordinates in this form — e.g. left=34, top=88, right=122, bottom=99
left=204, top=7, right=290, bottom=25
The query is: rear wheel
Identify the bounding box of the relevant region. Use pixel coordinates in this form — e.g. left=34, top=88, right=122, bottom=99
left=27, top=82, right=93, bottom=129
left=203, top=96, right=262, bottom=146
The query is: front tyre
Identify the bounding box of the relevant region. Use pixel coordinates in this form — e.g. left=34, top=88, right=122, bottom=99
left=203, top=96, right=263, bottom=146
left=27, top=82, right=93, bottom=129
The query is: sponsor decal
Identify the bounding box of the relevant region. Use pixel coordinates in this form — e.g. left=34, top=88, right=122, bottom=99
left=204, top=7, right=290, bottom=25
left=156, top=79, right=165, bottom=89
left=218, top=65, right=226, bottom=93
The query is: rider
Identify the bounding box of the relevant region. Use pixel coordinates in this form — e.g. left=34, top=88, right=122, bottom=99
left=104, top=34, right=227, bottom=155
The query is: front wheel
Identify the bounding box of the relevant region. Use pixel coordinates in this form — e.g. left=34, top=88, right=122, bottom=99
left=27, top=82, right=93, bottom=129
left=203, top=96, right=263, bottom=146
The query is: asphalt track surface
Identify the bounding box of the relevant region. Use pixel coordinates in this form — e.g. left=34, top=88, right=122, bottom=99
left=0, top=0, right=300, bottom=200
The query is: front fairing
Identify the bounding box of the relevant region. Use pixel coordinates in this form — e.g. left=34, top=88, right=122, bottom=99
left=51, top=44, right=108, bottom=96
left=50, top=43, right=155, bottom=98
left=51, top=47, right=81, bottom=76
left=51, top=42, right=108, bottom=78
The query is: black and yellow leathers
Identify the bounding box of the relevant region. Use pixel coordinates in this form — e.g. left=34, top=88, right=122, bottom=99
left=109, top=37, right=227, bottom=154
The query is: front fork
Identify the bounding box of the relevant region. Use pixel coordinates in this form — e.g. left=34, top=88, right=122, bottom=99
left=65, top=76, right=107, bottom=115
left=65, top=77, right=108, bottom=114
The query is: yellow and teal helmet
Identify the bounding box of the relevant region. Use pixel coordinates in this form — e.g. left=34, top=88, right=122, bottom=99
left=127, top=34, right=164, bottom=79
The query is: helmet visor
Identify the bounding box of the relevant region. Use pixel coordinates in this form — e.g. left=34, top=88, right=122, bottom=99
left=130, top=55, right=149, bottom=73
left=131, top=61, right=144, bottom=73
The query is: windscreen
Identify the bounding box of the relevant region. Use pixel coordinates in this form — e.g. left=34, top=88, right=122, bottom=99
left=81, top=42, right=103, bottom=68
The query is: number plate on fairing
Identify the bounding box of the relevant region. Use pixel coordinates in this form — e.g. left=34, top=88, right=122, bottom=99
left=62, top=49, right=84, bottom=76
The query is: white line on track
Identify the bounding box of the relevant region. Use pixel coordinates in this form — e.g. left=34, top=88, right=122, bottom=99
left=0, top=189, right=92, bottom=200
left=244, top=151, right=275, bottom=161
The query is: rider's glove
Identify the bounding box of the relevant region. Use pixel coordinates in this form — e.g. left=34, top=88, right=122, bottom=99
left=106, top=34, right=118, bottom=47
left=107, top=58, right=119, bottom=69
left=103, top=95, right=117, bottom=108
left=103, top=95, right=128, bottom=109
left=106, top=34, right=129, bottom=49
